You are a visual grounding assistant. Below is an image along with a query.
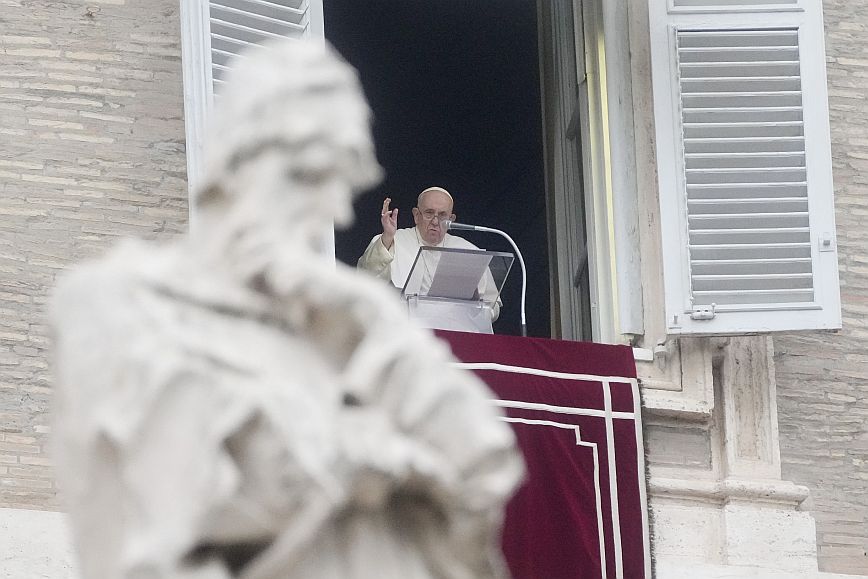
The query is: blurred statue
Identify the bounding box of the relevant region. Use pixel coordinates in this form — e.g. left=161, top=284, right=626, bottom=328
left=51, top=40, right=523, bottom=579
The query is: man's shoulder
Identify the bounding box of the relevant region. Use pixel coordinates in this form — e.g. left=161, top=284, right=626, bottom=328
left=365, top=227, right=417, bottom=248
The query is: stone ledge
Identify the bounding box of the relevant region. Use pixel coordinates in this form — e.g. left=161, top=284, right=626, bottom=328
left=0, top=507, right=75, bottom=578
left=649, top=476, right=811, bottom=507
left=641, top=389, right=713, bottom=422
left=656, top=561, right=865, bottom=579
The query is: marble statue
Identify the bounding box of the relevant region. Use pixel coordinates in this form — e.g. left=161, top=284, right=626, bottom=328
left=51, top=40, right=523, bottom=579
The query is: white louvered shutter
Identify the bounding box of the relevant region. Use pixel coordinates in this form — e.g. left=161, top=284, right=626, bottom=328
left=209, top=0, right=324, bottom=94
left=181, top=0, right=325, bottom=195
left=649, top=0, right=841, bottom=335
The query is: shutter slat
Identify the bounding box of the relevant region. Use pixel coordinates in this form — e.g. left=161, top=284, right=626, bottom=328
left=683, top=93, right=802, bottom=108
left=689, top=243, right=811, bottom=261
left=212, top=0, right=304, bottom=18
left=692, top=257, right=812, bottom=276
left=679, top=30, right=799, bottom=48
left=211, top=47, right=244, bottom=68
left=686, top=168, right=806, bottom=185
left=685, top=152, right=805, bottom=169
left=688, top=183, right=807, bottom=199
left=684, top=108, right=802, bottom=123
left=674, top=0, right=797, bottom=7
left=211, top=34, right=258, bottom=56
left=690, top=228, right=810, bottom=245
left=692, top=288, right=814, bottom=306
left=679, top=48, right=799, bottom=63
left=680, top=63, right=801, bottom=78
left=211, top=6, right=304, bottom=31
left=210, top=18, right=300, bottom=44
left=689, top=213, right=809, bottom=230
left=688, top=198, right=808, bottom=213
left=685, top=137, right=805, bottom=154
left=681, top=78, right=801, bottom=93
left=208, top=0, right=312, bottom=95
left=693, top=273, right=813, bottom=292
left=684, top=123, right=804, bottom=139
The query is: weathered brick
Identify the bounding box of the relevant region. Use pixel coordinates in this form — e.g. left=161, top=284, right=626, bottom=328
left=64, top=51, right=122, bottom=62
left=0, top=36, right=51, bottom=46
left=775, top=2, right=868, bottom=574
left=0, top=0, right=188, bottom=512
left=57, top=133, right=114, bottom=144
left=8, top=465, right=53, bottom=479
left=19, top=455, right=51, bottom=466
left=4, top=49, right=61, bottom=58
left=20, top=174, right=76, bottom=186
left=0, top=477, right=52, bottom=489
left=27, top=118, right=85, bottom=130
left=0, top=442, right=39, bottom=454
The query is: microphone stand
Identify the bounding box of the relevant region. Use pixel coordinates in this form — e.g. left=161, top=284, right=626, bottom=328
left=444, top=220, right=528, bottom=337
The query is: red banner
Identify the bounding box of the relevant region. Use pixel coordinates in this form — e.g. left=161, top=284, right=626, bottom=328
left=437, top=330, right=650, bottom=579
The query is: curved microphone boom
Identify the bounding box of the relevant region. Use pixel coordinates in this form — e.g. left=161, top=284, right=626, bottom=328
left=442, top=220, right=528, bottom=337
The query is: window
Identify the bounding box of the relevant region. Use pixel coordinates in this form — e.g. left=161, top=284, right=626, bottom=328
left=540, top=0, right=643, bottom=343
left=179, top=0, right=841, bottom=340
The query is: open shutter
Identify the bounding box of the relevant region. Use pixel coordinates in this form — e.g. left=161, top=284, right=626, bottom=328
left=209, top=0, right=324, bottom=94
left=181, top=0, right=325, bottom=195
left=650, top=0, right=841, bottom=335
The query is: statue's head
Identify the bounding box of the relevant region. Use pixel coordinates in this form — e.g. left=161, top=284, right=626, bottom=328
left=195, top=40, right=383, bottom=253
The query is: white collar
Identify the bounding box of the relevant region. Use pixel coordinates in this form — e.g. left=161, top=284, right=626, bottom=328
left=414, top=226, right=447, bottom=248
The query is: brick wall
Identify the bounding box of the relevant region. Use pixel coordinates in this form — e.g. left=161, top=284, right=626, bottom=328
left=775, top=0, right=868, bottom=574
left=0, top=0, right=187, bottom=510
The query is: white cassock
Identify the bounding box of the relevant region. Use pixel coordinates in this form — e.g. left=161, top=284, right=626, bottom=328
left=358, top=227, right=502, bottom=332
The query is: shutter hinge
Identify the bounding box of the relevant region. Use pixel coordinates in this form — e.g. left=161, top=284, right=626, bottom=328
left=690, top=304, right=716, bottom=321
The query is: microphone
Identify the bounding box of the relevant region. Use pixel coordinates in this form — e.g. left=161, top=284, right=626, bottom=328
left=442, top=220, right=528, bottom=337
left=443, top=220, right=478, bottom=231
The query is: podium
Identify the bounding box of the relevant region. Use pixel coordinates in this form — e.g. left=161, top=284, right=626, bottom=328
left=401, top=246, right=513, bottom=333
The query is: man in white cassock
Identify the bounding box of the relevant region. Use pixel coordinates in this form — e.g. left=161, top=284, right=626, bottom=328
left=51, top=40, right=523, bottom=579
left=358, top=187, right=502, bottom=329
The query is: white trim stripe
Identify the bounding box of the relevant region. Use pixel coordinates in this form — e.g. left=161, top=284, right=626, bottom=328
left=602, top=379, right=624, bottom=578
left=496, top=399, right=636, bottom=420
left=503, top=418, right=608, bottom=579
left=455, top=361, right=637, bottom=384
left=578, top=435, right=608, bottom=579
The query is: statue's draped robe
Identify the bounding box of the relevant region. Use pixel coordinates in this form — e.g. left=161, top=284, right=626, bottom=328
left=52, top=241, right=523, bottom=579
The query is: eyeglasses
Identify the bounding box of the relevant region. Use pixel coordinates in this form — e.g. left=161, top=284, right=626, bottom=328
left=421, top=209, right=450, bottom=222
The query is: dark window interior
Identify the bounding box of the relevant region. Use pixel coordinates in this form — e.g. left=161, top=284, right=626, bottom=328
left=325, top=0, right=550, bottom=337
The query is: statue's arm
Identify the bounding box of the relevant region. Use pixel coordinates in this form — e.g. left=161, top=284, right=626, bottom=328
left=340, top=327, right=524, bottom=578
left=51, top=268, right=317, bottom=578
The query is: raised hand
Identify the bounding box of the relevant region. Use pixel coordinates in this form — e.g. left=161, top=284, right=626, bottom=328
left=380, top=197, right=398, bottom=250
